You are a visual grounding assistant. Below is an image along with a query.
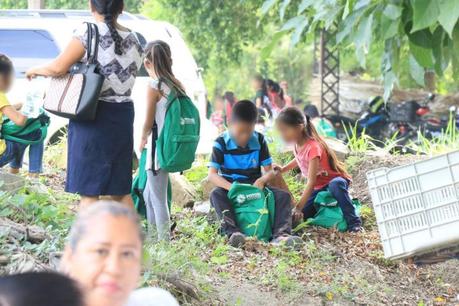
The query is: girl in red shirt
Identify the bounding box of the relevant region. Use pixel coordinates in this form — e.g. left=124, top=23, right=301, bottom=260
left=275, top=107, right=362, bottom=232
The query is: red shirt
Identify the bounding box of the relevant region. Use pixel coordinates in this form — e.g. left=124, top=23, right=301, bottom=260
left=294, top=139, right=348, bottom=190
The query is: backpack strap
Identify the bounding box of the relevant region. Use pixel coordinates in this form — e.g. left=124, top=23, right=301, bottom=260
left=151, top=122, right=159, bottom=176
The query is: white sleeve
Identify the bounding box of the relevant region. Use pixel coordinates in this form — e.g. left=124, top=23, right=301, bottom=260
left=126, top=288, right=180, bottom=306
left=72, top=23, right=88, bottom=50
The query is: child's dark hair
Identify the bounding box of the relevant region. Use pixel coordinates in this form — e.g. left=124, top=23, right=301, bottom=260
left=0, top=54, right=13, bottom=76
left=232, top=100, right=258, bottom=124
left=257, top=107, right=267, bottom=124
left=253, top=74, right=268, bottom=96
left=90, top=0, right=124, bottom=55
left=0, top=272, right=84, bottom=306
left=223, top=91, right=237, bottom=107
left=277, top=107, right=349, bottom=177
left=144, top=40, right=185, bottom=96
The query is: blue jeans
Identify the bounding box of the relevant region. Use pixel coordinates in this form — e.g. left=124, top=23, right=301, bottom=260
left=302, top=177, right=362, bottom=228
left=9, top=141, right=44, bottom=173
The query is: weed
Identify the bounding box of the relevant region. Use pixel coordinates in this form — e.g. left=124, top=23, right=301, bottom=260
left=344, top=124, right=377, bottom=153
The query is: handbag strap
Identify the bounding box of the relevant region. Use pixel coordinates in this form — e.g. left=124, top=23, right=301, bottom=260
left=84, top=22, right=100, bottom=65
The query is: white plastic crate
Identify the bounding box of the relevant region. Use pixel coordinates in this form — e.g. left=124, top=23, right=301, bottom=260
left=366, top=150, right=459, bottom=259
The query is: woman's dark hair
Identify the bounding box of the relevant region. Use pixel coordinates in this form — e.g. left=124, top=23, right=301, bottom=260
left=90, top=0, right=124, bottom=55
left=0, top=54, right=13, bottom=76
left=277, top=107, right=349, bottom=177
left=232, top=100, right=258, bottom=124
left=0, top=272, right=84, bottom=306
left=144, top=40, right=185, bottom=96
left=223, top=91, right=237, bottom=106
left=266, top=79, right=275, bottom=90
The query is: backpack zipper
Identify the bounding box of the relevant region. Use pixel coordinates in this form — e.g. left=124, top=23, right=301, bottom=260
left=58, top=74, right=74, bottom=112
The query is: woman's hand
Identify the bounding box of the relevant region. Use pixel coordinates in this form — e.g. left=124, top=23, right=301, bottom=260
left=25, top=69, right=39, bottom=81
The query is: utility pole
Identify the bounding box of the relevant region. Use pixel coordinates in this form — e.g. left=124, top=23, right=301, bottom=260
left=28, top=0, right=45, bottom=9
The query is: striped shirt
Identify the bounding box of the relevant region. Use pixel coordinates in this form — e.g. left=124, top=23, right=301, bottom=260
left=209, top=131, right=272, bottom=184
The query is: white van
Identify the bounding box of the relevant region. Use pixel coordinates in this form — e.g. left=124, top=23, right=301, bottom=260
left=0, top=9, right=216, bottom=158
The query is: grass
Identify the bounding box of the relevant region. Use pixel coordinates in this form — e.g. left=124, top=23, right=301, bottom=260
left=407, top=114, right=459, bottom=155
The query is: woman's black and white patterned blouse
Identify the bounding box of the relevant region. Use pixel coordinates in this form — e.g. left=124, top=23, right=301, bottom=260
left=73, top=22, right=144, bottom=103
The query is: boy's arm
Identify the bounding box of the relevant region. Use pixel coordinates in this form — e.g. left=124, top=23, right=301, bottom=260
left=208, top=167, right=232, bottom=191
left=254, top=165, right=279, bottom=189
left=2, top=105, right=27, bottom=127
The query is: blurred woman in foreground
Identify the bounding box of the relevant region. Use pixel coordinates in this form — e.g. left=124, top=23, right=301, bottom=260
left=61, top=201, right=178, bottom=306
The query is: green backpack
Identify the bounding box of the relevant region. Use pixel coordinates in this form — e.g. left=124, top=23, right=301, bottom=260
left=131, top=149, right=172, bottom=218
left=154, top=87, right=200, bottom=173
left=308, top=190, right=361, bottom=232
left=316, top=118, right=337, bottom=138
left=1, top=111, right=50, bottom=145
left=228, top=183, right=276, bottom=242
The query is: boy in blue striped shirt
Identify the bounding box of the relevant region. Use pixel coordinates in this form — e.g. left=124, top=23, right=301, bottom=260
left=208, top=100, right=300, bottom=248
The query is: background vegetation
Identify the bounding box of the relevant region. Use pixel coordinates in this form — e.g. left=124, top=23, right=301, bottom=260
left=2, top=0, right=459, bottom=101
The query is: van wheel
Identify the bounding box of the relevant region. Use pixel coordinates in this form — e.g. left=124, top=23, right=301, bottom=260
left=48, top=126, right=68, bottom=146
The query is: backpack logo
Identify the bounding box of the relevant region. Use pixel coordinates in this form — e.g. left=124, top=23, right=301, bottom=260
left=236, top=194, right=246, bottom=204
left=180, top=117, right=196, bottom=125
left=236, top=192, right=262, bottom=204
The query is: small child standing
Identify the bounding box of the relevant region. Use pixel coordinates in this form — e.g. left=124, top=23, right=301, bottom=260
left=208, top=100, right=301, bottom=248
left=0, top=54, right=28, bottom=168
left=275, top=107, right=362, bottom=232
left=139, top=41, right=186, bottom=241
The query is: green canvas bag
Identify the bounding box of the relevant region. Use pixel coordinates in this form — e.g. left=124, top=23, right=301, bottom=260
left=132, top=149, right=172, bottom=218
left=228, top=183, right=275, bottom=242
left=1, top=111, right=49, bottom=145
left=308, top=190, right=361, bottom=232
left=154, top=85, right=200, bottom=173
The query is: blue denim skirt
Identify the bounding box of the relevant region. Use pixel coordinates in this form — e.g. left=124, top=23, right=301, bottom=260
left=65, top=101, right=134, bottom=196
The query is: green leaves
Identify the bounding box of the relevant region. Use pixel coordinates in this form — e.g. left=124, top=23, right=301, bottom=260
left=438, top=0, right=459, bottom=37
left=261, top=0, right=278, bottom=15
left=411, top=0, right=440, bottom=32
left=279, top=0, right=292, bottom=20
left=261, top=0, right=459, bottom=98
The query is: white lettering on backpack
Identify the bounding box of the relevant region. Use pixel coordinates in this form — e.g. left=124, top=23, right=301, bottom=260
left=180, top=117, right=196, bottom=125
left=236, top=192, right=261, bottom=204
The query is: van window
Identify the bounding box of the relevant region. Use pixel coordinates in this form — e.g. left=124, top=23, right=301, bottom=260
left=0, top=29, right=60, bottom=77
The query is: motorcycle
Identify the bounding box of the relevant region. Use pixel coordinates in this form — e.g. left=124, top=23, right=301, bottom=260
left=385, top=93, right=450, bottom=145
left=326, top=96, right=389, bottom=144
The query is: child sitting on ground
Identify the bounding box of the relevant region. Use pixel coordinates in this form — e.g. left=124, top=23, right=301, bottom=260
left=208, top=100, right=302, bottom=247
left=275, top=107, right=363, bottom=232
left=0, top=54, right=28, bottom=168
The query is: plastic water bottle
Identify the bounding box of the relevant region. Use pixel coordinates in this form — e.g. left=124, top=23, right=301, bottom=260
left=23, top=79, right=45, bottom=118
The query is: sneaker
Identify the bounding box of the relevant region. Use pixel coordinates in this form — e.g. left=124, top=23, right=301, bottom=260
left=272, top=235, right=303, bottom=250
left=228, top=232, right=246, bottom=248
left=348, top=226, right=364, bottom=233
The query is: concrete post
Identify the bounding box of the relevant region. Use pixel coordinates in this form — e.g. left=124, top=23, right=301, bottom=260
left=28, top=0, right=45, bottom=9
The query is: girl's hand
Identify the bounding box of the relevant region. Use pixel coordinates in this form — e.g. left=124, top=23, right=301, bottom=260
left=292, top=207, right=304, bottom=223
left=139, top=135, right=148, bottom=152
left=272, top=163, right=284, bottom=173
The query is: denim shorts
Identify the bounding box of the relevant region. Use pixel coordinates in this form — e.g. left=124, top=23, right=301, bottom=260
left=0, top=131, right=44, bottom=173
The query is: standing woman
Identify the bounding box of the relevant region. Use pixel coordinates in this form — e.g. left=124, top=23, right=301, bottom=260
left=26, top=0, right=143, bottom=208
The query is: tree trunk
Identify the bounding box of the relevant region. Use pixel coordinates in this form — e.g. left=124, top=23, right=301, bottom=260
left=424, top=70, right=436, bottom=93
left=28, top=0, right=45, bottom=9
